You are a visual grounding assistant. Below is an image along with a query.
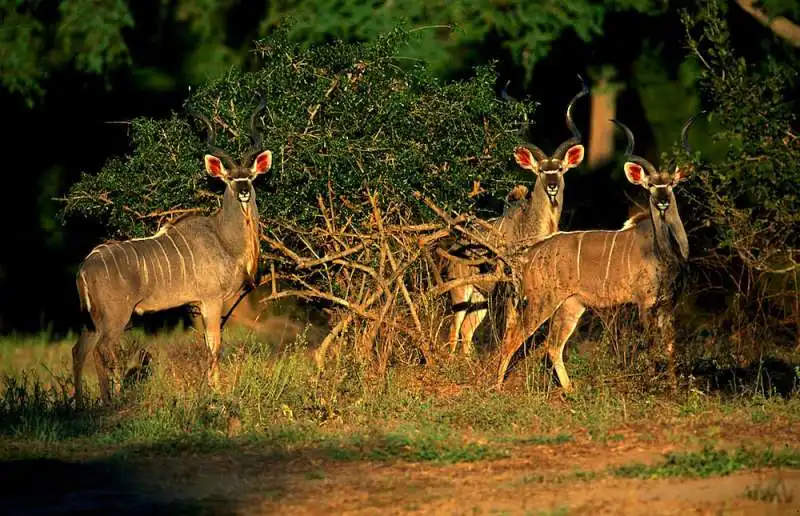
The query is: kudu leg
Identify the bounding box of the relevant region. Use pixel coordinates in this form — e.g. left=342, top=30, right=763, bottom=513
left=93, top=334, right=119, bottom=404
left=448, top=283, right=474, bottom=354
left=496, top=300, right=558, bottom=389
left=546, top=297, right=586, bottom=392
left=200, top=300, right=224, bottom=388
left=72, top=329, right=100, bottom=408
left=459, top=290, right=488, bottom=356
left=656, top=308, right=678, bottom=388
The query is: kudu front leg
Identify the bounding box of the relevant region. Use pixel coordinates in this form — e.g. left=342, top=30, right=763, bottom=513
left=200, top=300, right=224, bottom=389
left=656, top=307, right=678, bottom=389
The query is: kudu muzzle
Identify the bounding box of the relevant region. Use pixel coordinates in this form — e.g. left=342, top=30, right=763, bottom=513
left=541, top=161, right=563, bottom=207
left=653, top=186, right=670, bottom=217
left=232, top=178, right=253, bottom=204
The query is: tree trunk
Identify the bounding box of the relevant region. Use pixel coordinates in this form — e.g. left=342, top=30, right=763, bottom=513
left=587, top=77, right=619, bottom=170
left=736, top=0, right=800, bottom=47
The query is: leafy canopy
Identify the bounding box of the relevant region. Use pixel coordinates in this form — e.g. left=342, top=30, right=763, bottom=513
left=61, top=29, right=535, bottom=242
left=681, top=0, right=799, bottom=271
left=261, top=0, right=665, bottom=81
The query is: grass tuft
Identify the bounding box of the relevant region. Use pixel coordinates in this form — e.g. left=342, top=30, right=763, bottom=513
left=612, top=446, right=800, bottom=479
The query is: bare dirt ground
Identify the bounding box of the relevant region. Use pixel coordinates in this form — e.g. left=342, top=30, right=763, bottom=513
left=4, top=422, right=799, bottom=516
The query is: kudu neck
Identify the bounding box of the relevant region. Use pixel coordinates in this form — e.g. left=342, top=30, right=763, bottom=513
left=647, top=197, right=689, bottom=264
left=524, top=178, right=561, bottom=237
left=218, top=186, right=260, bottom=250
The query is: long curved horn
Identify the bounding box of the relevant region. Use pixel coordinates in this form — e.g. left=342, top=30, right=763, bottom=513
left=189, top=107, right=237, bottom=170
left=681, top=110, right=706, bottom=155
left=243, top=96, right=268, bottom=164
left=553, top=74, right=589, bottom=159
left=566, top=74, right=589, bottom=141
left=526, top=144, right=549, bottom=162
left=610, top=118, right=657, bottom=174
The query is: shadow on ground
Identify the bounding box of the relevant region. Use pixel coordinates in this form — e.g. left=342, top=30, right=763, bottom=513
left=0, top=457, right=241, bottom=516
left=690, top=356, right=799, bottom=397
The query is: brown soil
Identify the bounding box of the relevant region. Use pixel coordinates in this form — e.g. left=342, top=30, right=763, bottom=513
left=5, top=428, right=798, bottom=516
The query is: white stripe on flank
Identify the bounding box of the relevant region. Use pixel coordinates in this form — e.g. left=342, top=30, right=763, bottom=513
left=625, top=232, right=635, bottom=281
left=173, top=227, right=197, bottom=280
left=79, top=271, right=92, bottom=312
left=141, top=251, right=149, bottom=285
left=165, top=232, right=187, bottom=281
left=600, top=233, right=610, bottom=262
left=576, top=232, right=585, bottom=282
left=154, top=238, right=172, bottom=283
left=128, top=244, right=141, bottom=273
left=97, top=249, right=111, bottom=281
left=602, top=232, right=619, bottom=293
left=108, top=245, right=124, bottom=283
left=114, top=243, right=130, bottom=266
left=150, top=245, right=165, bottom=284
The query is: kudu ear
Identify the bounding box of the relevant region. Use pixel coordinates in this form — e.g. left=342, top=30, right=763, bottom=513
left=204, top=155, right=228, bottom=179
left=562, top=144, right=585, bottom=170
left=623, top=162, right=649, bottom=187
left=251, top=150, right=273, bottom=176
left=513, top=146, right=539, bottom=173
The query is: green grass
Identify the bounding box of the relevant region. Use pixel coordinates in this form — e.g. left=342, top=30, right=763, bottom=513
left=612, top=446, right=800, bottom=479
left=2, top=323, right=800, bottom=473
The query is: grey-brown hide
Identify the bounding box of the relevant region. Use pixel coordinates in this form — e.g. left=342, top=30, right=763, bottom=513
left=496, top=114, right=701, bottom=390
left=446, top=78, right=588, bottom=356
left=72, top=99, right=273, bottom=405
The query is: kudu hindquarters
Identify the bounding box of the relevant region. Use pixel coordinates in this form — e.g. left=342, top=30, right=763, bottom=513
left=447, top=76, right=588, bottom=356
left=496, top=114, right=702, bottom=390
left=73, top=99, right=273, bottom=404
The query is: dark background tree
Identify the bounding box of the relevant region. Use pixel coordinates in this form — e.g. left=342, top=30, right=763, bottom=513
left=1, top=0, right=797, bottom=352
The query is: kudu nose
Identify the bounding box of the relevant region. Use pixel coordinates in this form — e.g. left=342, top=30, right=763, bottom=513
left=657, top=201, right=669, bottom=214
left=238, top=191, right=251, bottom=203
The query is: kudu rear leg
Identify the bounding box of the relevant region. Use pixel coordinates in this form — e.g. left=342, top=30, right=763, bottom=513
left=73, top=309, right=129, bottom=406
left=72, top=329, right=99, bottom=408
left=448, top=283, right=472, bottom=353
left=459, top=290, right=488, bottom=357
left=545, top=297, right=586, bottom=392
left=496, top=299, right=560, bottom=389
left=200, top=300, right=224, bottom=389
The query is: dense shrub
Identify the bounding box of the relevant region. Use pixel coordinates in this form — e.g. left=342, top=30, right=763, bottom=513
left=61, top=28, right=534, bottom=240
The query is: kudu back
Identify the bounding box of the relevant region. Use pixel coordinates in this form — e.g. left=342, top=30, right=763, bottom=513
left=446, top=77, right=588, bottom=356
left=496, top=114, right=702, bottom=390
left=73, top=100, right=273, bottom=404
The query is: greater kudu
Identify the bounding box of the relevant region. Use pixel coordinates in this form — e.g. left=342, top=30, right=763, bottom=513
left=73, top=99, right=272, bottom=404
left=496, top=114, right=701, bottom=390
left=446, top=78, right=589, bottom=356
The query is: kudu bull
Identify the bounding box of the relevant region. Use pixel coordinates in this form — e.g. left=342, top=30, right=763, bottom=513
left=73, top=100, right=272, bottom=404
left=496, top=114, right=701, bottom=390
left=446, top=78, right=588, bottom=356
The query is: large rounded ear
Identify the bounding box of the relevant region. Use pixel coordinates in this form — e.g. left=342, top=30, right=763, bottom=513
left=250, top=150, right=272, bottom=176
left=672, top=164, right=692, bottom=185
left=562, top=144, right=585, bottom=170
left=623, top=161, right=648, bottom=187
left=204, top=155, right=228, bottom=179
left=514, top=146, right=539, bottom=173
